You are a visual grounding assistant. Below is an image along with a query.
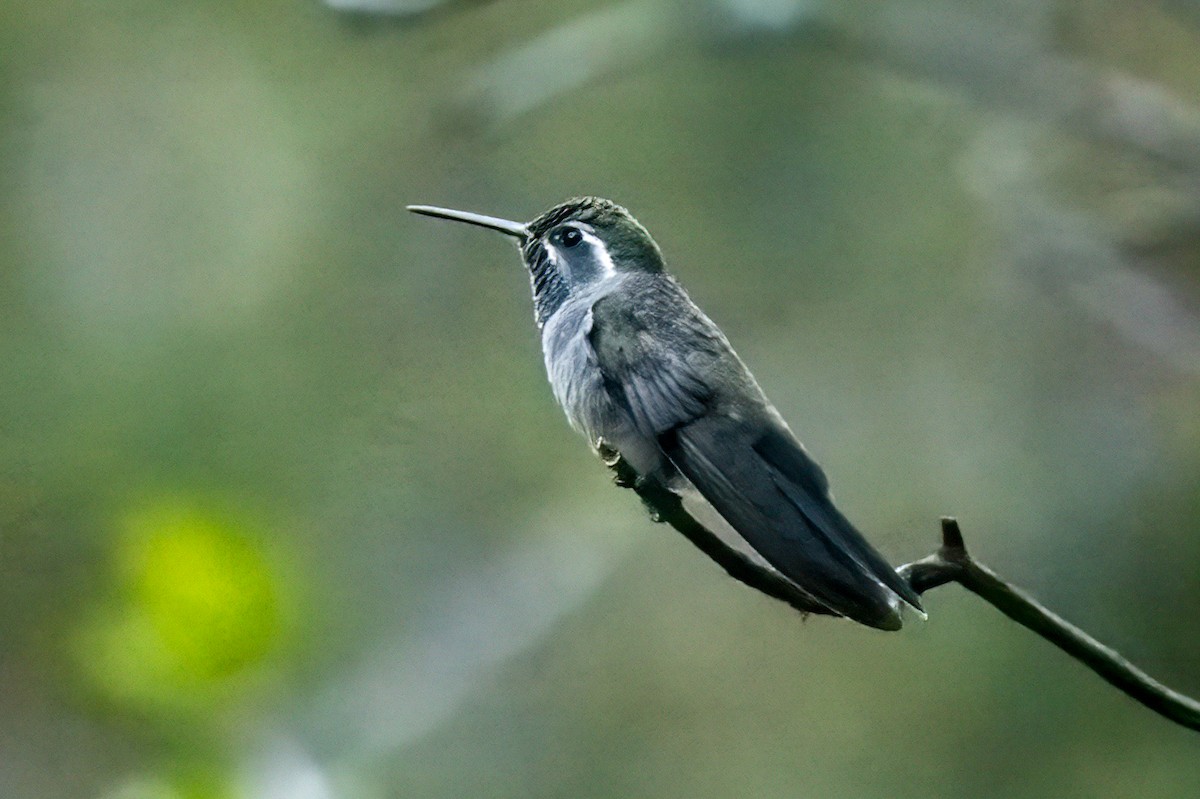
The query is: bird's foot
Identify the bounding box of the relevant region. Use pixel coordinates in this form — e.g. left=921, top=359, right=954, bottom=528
left=596, top=438, right=640, bottom=488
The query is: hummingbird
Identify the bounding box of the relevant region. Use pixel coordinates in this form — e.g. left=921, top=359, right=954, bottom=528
left=408, top=197, right=924, bottom=630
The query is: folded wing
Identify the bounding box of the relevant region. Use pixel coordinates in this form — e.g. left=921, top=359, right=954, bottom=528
left=664, top=417, right=922, bottom=629
left=589, top=289, right=921, bottom=630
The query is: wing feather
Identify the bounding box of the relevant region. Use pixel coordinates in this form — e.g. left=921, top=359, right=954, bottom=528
left=665, top=418, right=917, bottom=629
left=587, top=283, right=921, bottom=629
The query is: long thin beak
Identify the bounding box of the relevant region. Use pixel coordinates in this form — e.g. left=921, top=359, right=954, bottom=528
left=407, top=204, right=528, bottom=240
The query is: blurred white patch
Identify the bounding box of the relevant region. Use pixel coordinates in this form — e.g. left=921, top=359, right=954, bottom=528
left=1070, top=264, right=1200, bottom=375
left=717, top=0, right=815, bottom=32
left=302, top=506, right=637, bottom=760
left=324, top=0, right=443, bottom=14
left=99, top=775, right=182, bottom=799
left=241, top=737, right=335, bottom=799
left=461, top=1, right=675, bottom=127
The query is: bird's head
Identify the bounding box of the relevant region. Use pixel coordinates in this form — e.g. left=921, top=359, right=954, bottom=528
left=408, top=197, right=665, bottom=326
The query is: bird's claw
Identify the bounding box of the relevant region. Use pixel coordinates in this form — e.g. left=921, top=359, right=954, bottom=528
left=596, top=438, right=641, bottom=488
left=595, top=437, right=619, bottom=465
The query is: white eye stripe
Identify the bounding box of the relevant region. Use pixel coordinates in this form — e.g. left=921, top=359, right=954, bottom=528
left=578, top=230, right=616, bottom=276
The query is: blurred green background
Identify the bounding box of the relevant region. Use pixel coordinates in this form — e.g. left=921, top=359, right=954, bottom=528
left=2, top=1, right=1199, bottom=797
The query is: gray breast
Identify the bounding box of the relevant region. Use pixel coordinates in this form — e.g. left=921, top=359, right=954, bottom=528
left=541, top=296, right=610, bottom=438
left=541, top=292, right=665, bottom=475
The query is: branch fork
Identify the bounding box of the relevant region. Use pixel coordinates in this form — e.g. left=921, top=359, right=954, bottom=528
left=600, top=446, right=1200, bottom=733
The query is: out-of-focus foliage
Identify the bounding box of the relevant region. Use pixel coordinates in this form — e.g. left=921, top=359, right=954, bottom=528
left=76, top=502, right=289, bottom=710
left=1, top=1, right=1199, bottom=797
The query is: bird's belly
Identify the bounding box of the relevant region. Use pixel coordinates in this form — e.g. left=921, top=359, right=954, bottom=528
left=543, top=305, right=624, bottom=433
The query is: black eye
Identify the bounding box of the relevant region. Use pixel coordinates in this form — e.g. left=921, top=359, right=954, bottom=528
left=560, top=227, right=583, bottom=248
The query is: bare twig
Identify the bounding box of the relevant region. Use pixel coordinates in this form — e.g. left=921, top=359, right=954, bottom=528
left=899, top=517, right=1200, bottom=733
left=598, top=442, right=834, bottom=618
left=603, top=449, right=1200, bottom=733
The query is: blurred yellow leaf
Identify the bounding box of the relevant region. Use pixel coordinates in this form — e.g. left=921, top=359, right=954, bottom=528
left=77, top=501, right=288, bottom=710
